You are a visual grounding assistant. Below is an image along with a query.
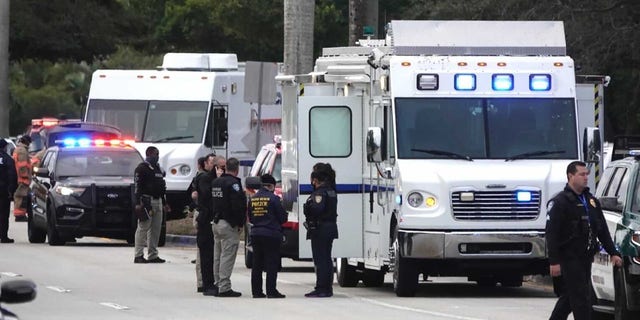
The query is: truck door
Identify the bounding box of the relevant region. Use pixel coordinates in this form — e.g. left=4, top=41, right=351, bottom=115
left=297, top=96, right=364, bottom=259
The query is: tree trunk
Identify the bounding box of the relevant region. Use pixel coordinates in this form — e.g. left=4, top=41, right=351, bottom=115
left=349, top=0, right=378, bottom=45
left=0, top=0, right=9, bottom=136
left=283, top=0, right=314, bottom=75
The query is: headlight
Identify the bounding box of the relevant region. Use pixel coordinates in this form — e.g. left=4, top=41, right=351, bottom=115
left=407, top=192, right=423, bottom=208
left=179, top=165, right=191, bottom=176
left=54, top=186, right=85, bottom=196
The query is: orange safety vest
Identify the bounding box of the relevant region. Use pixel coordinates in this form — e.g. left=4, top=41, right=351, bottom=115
left=12, top=144, right=32, bottom=185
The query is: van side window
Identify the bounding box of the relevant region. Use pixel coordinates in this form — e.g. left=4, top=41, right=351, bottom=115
left=631, top=172, right=640, bottom=213
left=604, top=167, right=627, bottom=200
left=309, top=106, right=352, bottom=157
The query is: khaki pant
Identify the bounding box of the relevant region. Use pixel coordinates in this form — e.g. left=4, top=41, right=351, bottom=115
left=134, top=198, right=163, bottom=259
left=213, top=219, right=240, bottom=292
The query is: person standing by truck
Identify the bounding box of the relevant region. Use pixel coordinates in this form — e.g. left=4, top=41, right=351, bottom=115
left=546, top=161, right=623, bottom=320
left=304, top=163, right=338, bottom=298
left=0, top=139, right=18, bottom=243
left=12, top=136, right=32, bottom=222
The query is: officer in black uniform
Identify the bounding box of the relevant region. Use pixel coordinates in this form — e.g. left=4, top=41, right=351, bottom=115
left=249, top=174, right=288, bottom=298
left=304, top=163, right=338, bottom=298
left=196, top=154, right=218, bottom=296
left=0, top=139, right=18, bottom=243
left=211, top=157, right=246, bottom=297
left=133, top=146, right=170, bottom=264
left=546, top=161, right=622, bottom=320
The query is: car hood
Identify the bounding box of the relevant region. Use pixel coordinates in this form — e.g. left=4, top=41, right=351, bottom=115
left=58, top=176, right=134, bottom=187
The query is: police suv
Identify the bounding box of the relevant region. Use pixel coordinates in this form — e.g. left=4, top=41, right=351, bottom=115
left=591, top=144, right=640, bottom=319
left=29, top=137, right=145, bottom=246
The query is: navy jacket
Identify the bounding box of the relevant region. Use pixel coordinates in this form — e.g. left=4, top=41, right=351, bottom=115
left=0, top=150, right=17, bottom=194
left=249, top=187, right=288, bottom=239
left=303, top=184, right=338, bottom=240
left=211, top=173, right=247, bottom=228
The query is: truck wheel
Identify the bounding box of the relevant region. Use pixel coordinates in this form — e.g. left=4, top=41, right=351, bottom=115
left=392, top=237, right=418, bottom=297
left=47, top=204, right=65, bottom=246
left=363, top=269, right=385, bottom=287
left=614, top=266, right=640, bottom=320
left=336, top=258, right=359, bottom=287
left=27, top=214, right=46, bottom=243
left=244, top=229, right=253, bottom=269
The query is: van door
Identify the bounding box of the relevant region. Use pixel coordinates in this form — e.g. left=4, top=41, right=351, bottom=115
left=297, top=96, right=364, bottom=259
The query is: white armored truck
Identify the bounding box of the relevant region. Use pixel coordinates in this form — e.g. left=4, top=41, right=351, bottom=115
left=277, top=20, right=602, bottom=297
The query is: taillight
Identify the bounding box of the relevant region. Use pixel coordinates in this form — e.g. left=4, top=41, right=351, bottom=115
left=282, top=221, right=299, bottom=231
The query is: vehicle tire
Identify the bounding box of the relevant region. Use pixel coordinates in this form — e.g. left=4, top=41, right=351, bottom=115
left=336, top=258, right=359, bottom=287
left=499, top=275, right=522, bottom=287
left=476, top=277, right=497, bottom=287
left=614, top=266, right=640, bottom=320
left=363, top=269, right=385, bottom=287
left=47, top=204, right=65, bottom=246
left=158, top=224, right=166, bottom=247
left=392, top=234, right=418, bottom=297
left=244, top=228, right=253, bottom=269
left=27, top=214, right=46, bottom=244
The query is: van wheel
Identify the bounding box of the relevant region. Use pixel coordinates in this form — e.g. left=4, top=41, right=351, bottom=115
left=392, top=234, right=418, bottom=297
left=244, top=229, right=253, bottom=269
left=363, top=269, right=385, bottom=287
left=27, top=214, right=46, bottom=243
left=614, top=266, right=640, bottom=320
left=336, top=258, right=359, bottom=287
left=47, top=204, right=65, bottom=246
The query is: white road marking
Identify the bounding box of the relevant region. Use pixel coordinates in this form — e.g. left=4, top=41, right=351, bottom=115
left=100, top=302, right=130, bottom=310
left=0, top=272, right=21, bottom=277
left=46, top=286, right=71, bottom=293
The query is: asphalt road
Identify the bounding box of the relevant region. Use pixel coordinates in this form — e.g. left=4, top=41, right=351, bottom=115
left=1, top=220, right=564, bottom=320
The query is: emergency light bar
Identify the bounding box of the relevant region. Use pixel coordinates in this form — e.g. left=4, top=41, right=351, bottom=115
left=454, top=74, right=476, bottom=91
left=417, top=74, right=438, bottom=90
left=529, top=74, right=552, bottom=91
left=492, top=74, right=514, bottom=91
left=55, top=138, right=135, bottom=148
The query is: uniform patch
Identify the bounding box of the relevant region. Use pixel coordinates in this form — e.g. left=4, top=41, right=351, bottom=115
left=315, top=195, right=323, bottom=203
left=590, top=198, right=596, bottom=208
left=547, top=200, right=554, bottom=212
left=232, top=183, right=240, bottom=192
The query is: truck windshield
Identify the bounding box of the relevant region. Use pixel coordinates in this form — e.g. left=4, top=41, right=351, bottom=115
left=395, top=98, right=577, bottom=160
left=86, top=100, right=208, bottom=143
left=56, top=150, right=142, bottom=177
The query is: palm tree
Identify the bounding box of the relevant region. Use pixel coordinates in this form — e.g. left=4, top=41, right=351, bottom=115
left=0, top=0, right=9, bottom=136
left=283, top=0, right=314, bottom=75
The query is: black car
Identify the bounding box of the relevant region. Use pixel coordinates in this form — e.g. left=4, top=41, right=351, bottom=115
left=28, top=138, right=158, bottom=246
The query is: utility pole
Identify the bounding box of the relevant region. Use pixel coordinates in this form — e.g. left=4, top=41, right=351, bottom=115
left=0, top=0, right=10, bottom=136
left=349, top=0, right=378, bottom=45
left=283, top=0, right=314, bottom=75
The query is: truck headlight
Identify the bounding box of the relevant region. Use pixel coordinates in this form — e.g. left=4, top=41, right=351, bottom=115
left=55, top=186, right=85, bottom=196
left=179, top=165, right=191, bottom=176
left=407, top=192, right=423, bottom=208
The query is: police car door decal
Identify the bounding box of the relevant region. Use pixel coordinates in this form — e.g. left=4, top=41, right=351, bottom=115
left=297, top=96, right=364, bottom=258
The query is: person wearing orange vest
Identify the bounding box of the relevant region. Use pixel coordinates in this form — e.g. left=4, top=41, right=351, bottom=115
left=12, top=136, right=32, bottom=222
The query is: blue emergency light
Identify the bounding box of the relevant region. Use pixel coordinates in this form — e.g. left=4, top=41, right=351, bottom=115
left=454, top=74, right=476, bottom=91
left=492, top=74, right=514, bottom=91
left=516, top=191, right=532, bottom=202
left=58, top=137, right=134, bottom=147
left=529, top=74, right=551, bottom=91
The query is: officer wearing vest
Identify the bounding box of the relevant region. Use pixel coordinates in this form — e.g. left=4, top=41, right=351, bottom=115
left=12, top=135, right=32, bottom=222
left=546, top=161, right=622, bottom=320
left=303, top=163, right=338, bottom=298
left=211, top=157, right=246, bottom=297
left=0, top=139, right=18, bottom=243
left=133, top=146, right=170, bottom=264
left=249, top=174, right=287, bottom=298
left=196, top=154, right=218, bottom=296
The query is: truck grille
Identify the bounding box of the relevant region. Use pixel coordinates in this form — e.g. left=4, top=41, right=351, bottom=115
left=451, top=190, right=541, bottom=221
left=95, top=186, right=133, bottom=227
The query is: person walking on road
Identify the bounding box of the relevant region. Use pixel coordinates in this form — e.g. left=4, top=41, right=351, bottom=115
left=12, top=135, right=32, bottom=222
left=546, top=161, right=622, bottom=320
left=303, top=163, right=338, bottom=298
left=249, top=174, right=287, bottom=298
left=0, top=139, right=18, bottom=243
left=211, top=157, right=246, bottom=297
left=133, top=146, right=170, bottom=264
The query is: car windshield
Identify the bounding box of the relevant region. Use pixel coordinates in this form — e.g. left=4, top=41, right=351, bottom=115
left=395, top=97, right=577, bottom=159
left=56, top=149, right=142, bottom=177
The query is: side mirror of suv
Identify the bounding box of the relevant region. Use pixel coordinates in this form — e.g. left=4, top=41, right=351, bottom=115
left=34, top=167, right=49, bottom=178
left=599, top=196, right=623, bottom=212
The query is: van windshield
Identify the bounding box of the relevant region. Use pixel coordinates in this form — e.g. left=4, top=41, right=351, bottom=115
left=395, top=98, right=577, bottom=160
left=85, top=99, right=208, bottom=143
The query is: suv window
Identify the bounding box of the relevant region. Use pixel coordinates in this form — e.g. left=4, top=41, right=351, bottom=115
left=604, top=167, right=627, bottom=199
left=56, top=149, right=141, bottom=177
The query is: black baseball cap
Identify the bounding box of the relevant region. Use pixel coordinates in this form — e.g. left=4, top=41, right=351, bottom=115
left=261, top=174, right=276, bottom=186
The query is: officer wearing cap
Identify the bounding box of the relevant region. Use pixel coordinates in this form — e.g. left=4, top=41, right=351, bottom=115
left=249, top=174, right=287, bottom=298
left=12, top=135, right=32, bottom=222
left=546, top=161, right=622, bottom=320
left=303, top=163, right=338, bottom=298
left=0, top=139, right=18, bottom=243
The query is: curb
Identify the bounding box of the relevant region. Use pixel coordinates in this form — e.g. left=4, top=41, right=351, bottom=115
left=166, top=234, right=196, bottom=246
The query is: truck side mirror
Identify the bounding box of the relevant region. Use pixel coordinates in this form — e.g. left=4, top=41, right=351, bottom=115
left=583, top=127, right=601, bottom=164
left=366, top=127, right=386, bottom=163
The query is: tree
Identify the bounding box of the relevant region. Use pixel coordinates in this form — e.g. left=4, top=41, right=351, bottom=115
left=0, top=0, right=8, bottom=137
left=284, top=0, right=315, bottom=74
